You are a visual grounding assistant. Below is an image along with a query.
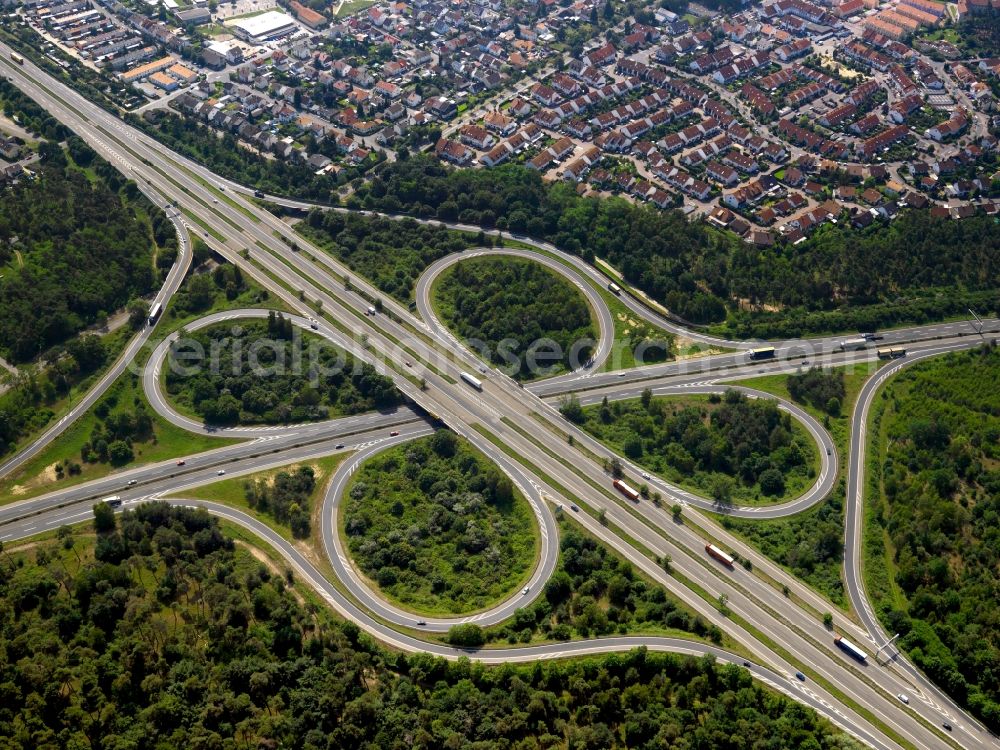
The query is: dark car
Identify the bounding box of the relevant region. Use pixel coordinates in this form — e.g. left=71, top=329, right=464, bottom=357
left=795, top=672, right=806, bottom=681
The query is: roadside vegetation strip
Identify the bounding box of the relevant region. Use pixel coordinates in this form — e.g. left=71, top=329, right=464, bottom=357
left=181, top=209, right=226, bottom=242
left=862, top=345, right=1000, bottom=733
left=341, top=432, right=539, bottom=617
left=0, top=371, right=238, bottom=504
left=174, top=453, right=346, bottom=545
left=258, top=233, right=456, bottom=386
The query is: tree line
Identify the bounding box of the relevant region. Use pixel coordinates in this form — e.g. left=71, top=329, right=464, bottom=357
left=300, top=210, right=473, bottom=302
left=0, top=501, right=858, bottom=749
left=349, top=154, right=999, bottom=336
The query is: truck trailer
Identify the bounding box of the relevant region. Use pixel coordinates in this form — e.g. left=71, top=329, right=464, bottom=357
left=838, top=338, right=868, bottom=351
left=460, top=371, right=483, bottom=391
left=705, top=543, right=735, bottom=568
left=834, top=634, right=868, bottom=662
left=613, top=479, right=640, bottom=502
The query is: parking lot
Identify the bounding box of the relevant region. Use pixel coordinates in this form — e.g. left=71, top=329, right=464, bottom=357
left=213, top=0, right=278, bottom=21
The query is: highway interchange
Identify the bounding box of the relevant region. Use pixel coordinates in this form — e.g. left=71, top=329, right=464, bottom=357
left=1, top=43, right=999, bottom=750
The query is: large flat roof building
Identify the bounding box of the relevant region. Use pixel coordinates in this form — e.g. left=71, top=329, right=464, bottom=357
left=228, top=10, right=298, bottom=42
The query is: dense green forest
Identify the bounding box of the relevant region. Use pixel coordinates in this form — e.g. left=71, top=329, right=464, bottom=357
left=0, top=503, right=859, bottom=750
left=300, top=210, right=473, bottom=302
left=483, top=519, right=723, bottom=645
left=564, top=390, right=815, bottom=503
left=343, top=430, right=537, bottom=615
left=867, top=344, right=1000, bottom=730
left=351, top=155, right=1000, bottom=335
left=435, top=256, right=597, bottom=379
left=0, top=141, right=159, bottom=363
left=165, top=316, right=399, bottom=425
left=0, top=98, right=170, bottom=456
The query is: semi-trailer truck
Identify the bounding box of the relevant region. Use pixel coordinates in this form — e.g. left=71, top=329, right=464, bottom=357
left=747, top=346, right=775, bottom=361
left=838, top=338, right=868, bottom=351
left=705, top=543, right=735, bottom=568
left=613, top=479, right=640, bottom=502
left=834, top=635, right=868, bottom=662
left=877, top=347, right=906, bottom=359
left=460, top=371, right=483, bottom=391
left=147, top=302, right=162, bottom=326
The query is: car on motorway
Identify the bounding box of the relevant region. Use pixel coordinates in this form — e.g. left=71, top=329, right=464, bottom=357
left=942, top=722, right=952, bottom=731
left=126, top=479, right=137, bottom=486
left=641, top=472, right=650, bottom=480
left=570, top=504, right=579, bottom=512
left=742, top=661, right=752, bottom=667
left=416, top=620, right=426, bottom=626
left=308, top=317, right=319, bottom=329
left=522, top=586, right=530, bottom=595
left=217, top=469, right=226, bottom=476
left=390, top=431, right=400, bottom=437
left=827, top=448, right=831, bottom=455
left=897, top=693, right=909, bottom=705
left=176, top=460, right=185, bottom=466
left=795, top=671, right=806, bottom=681
left=335, top=443, right=344, bottom=449
left=617, top=371, right=626, bottom=377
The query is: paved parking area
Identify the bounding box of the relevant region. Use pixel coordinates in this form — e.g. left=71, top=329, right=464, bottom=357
left=213, top=0, right=277, bottom=21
